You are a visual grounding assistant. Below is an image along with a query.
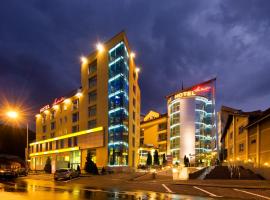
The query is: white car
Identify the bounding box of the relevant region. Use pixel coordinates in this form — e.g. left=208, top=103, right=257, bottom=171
left=54, top=168, right=79, bottom=180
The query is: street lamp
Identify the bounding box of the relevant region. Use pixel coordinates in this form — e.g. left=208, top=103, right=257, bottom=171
left=6, top=110, right=29, bottom=169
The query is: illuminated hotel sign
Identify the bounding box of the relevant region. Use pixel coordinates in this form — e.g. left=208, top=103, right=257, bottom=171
left=174, top=86, right=211, bottom=99
left=53, top=97, right=65, bottom=105
left=40, top=105, right=50, bottom=113
left=174, top=91, right=196, bottom=99
left=39, top=97, right=65, bottom=113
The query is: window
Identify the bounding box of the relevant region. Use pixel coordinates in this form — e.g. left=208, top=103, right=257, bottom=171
left=88, top=76, right=97, bottom=89
left=88, top=120, right=96, bottom=129
left=133, top=98, right=136, bottom=107
left=88, top=105, right=96, bottom=117
left=72, top=99, right=79, bottom=110
left=170, top=102, right=180, bottom=113
left=36, top=144, right=39, bottom=152
left=51, top=111, right=55, bottom=120
left=133, top=85, right=136, bottom=93
left=72, top=112, right=79, bottom=123
left=132, top=137, right=135, bottom=147
left=72, top=125, right=79, bottom=133
left=132, top=124, right=135, bottom=134
left=56, top=141, right=59, bottom=149
left=88, top=90, right=97, bottom=103
left=49, top=142, right=52, bottom=150
left=45, top=143, right=48, bottom=151
left=68, top=138, right=72, bottom=147
left=39, top=144, right=42, bottom=152
left=239, top=143, right=244, bottom=152
left=158, top=122, right=167, bottom=131
left=60, top=139, right=65, bottom=148
left=51, top=122, right=55, bottom=130
left=239, top=126, right=244, bottom=134
left=251, top=139, right=256, bottom=144
left=42, top=125, right=47, bottom=133
left=140, top=129, right=144, bottom=137
left=88, top=60, right=97, bottom=75
left=230, top=132, right=233, bottom=139
left=42, top=135, right=46, bottom=140
left=140, top=138, right=144, bottom=145
left=133, top=111, right=135, bottom=121
left=50, top=132, right=55, bottom=138
left=42, top=114, right=46, bottom=124
left=73, top=137, right=78, bottom=146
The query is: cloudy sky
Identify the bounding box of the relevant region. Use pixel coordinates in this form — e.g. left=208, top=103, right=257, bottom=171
left=1, top=0, right=270, bottom=125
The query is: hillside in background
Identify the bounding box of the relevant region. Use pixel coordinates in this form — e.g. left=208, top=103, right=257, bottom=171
left=0, top=124, right=35, bottom=160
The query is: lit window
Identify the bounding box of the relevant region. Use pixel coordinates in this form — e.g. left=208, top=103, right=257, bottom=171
left=239, top=143, right=244, bottom=152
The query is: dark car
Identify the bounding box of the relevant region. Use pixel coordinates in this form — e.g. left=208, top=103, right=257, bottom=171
left=16, top=168, right=28, bottom=176
left=0, top=168, right=18, bottom=179
left=54, top=168, right=79, bottom=181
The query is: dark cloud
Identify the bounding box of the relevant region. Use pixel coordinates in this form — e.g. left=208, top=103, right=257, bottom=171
left=1, top=0, right=270, bottom=127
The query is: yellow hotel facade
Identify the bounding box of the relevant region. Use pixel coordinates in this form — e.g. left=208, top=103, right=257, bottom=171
left=30, top=32, right=141, bottom=172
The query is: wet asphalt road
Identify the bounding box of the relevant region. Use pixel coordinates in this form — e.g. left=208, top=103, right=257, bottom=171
left=0, top=176, right=211, bottom=200
left=1, top=175, right=270, bottom=199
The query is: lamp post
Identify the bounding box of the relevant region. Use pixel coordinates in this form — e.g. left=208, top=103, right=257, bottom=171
left=6, top=110, right=29, bottom=169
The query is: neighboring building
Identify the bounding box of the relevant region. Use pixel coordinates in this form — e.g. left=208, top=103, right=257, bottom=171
left=221, top=107, right=270, bottom=167
left=166, top=78, right=217, bottom=166
left=220, top=108, right=261, bottom=163
left=246, top=108, right=270, bottom=167
left=138, top=111, right=167, bottom=165
left=30, top=31, right=141, bottom=171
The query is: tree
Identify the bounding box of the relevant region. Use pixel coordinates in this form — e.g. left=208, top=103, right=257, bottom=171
left=85, top=152, right=98, bottom=174
left=44, top=157, right=52, bottom=173
left=85, top=152, right=95, bottom=173
left=153, top=150, right=159, bottom=165
left=146, top=152, right=152, bottom=166
left=162, top=154, right=167, bottom=165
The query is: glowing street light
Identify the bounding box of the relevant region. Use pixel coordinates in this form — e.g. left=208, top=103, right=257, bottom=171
left=96, top=43, right=105, bottom=52
left=135, top=67, right=140, bottom=73
left=6, top=109, right=29, bottom=169
left=6, top=111, right=18, bottom=119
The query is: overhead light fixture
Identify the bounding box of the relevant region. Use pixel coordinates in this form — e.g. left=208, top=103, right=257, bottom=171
left=130, top=52, right=136, bottom=58
left=96, top=43, right=105, bottom=52
left=80, top=56, right=88, bottom=64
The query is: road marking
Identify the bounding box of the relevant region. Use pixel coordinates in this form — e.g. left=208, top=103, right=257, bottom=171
left=162, top=184, right=173, bottom=193
left=234, top=189, right=270, bottom=200
left=193, top=186, right=223, bottom=197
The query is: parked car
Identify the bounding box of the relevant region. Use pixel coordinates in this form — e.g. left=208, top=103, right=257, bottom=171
left=16, top=168, right=28, bottom=176
left=0, top=168, right=18, bottom=179
left=54, top=168, right=79, bottom=180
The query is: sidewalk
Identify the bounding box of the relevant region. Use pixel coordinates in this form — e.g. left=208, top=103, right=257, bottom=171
left=173, top=179, right=270, bottom=189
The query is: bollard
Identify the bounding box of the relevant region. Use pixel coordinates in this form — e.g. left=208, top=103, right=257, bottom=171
left=152, top=172, right=156, bottom=179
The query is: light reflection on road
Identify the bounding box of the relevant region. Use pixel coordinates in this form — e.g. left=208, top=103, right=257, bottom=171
left=0, top=180, right=212, bottom=200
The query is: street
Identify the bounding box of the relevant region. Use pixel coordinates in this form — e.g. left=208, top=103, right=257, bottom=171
left=1, top=174, right=270, bottom=199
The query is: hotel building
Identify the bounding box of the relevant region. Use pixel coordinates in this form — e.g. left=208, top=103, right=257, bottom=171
left=166, top=79, right=217, bottom=166
left=138, top=111, right=168, bottom=165
left=30, top=32, right=141, bottom=171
